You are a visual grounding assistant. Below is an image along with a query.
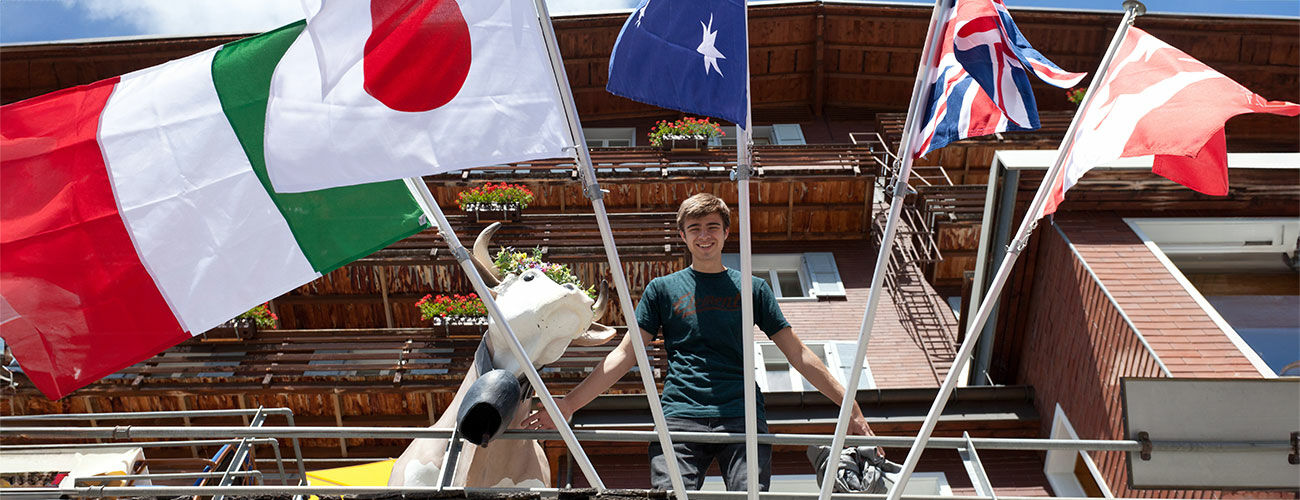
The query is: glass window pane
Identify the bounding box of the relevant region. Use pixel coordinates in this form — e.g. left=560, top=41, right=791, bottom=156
left=776, top=270, right=804, bottom=297
left=607, top=139, right=631, bottom=147
left=585, top=139, right=604, bottom=147
left=754, top=270, right=773, bottom=290
left=759, top=343, right=792, bottom=391
left=766, top=369, right=792, bottom=391
left=1206, top=295, right=1300, bottom=374
left=1237, top=328, right=1300, bottom=374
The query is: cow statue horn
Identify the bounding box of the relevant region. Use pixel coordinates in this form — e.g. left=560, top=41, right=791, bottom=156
left=471, top=222, right=504, bottom=287
left=591, top=279, right=610, bottom=322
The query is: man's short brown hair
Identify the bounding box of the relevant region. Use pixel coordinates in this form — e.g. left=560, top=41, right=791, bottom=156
left=676, top=193, right=731, bottom=231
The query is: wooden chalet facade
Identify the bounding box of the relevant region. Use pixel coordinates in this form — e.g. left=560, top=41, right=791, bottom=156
left=1, top=1, right=1297, bottom=497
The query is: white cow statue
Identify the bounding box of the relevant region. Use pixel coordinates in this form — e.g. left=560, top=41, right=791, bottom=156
left=389, top=223, right=615, bottom=488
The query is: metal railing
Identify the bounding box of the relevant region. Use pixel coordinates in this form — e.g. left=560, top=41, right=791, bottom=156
left=4, top=412, right=1289, bottom=498
left=0, top=408, right=307, bottom=488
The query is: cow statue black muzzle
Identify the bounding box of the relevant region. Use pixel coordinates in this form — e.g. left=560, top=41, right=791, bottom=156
left=456, top=338, right=532, bottom=447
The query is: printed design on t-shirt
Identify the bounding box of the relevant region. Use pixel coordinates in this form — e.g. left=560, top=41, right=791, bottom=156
left=670, top=292, right=741, bottom=319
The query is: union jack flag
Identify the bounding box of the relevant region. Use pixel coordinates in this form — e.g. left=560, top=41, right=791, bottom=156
left=912, top=0, right=1084, bottom=158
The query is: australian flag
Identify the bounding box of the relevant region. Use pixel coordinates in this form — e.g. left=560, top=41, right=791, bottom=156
left=606, top=0, right=748, bottom=126
left=913, top=0, right=1084, bottom=157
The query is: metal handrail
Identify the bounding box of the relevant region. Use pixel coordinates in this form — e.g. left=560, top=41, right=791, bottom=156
left=0, top=484, right=1264, bottom=500
left=0, top=407, right=308, bottom=485
left=10, top=425, right=1287, bottom=453
left=3, top=423, right=1287, bottom=497
left=71, top=471, right=263, bottom=486
left=0, top=407, right=293, bottom=421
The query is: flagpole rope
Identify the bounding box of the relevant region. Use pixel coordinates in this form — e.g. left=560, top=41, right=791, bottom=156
left=882, top=3, right=1147, bottom=499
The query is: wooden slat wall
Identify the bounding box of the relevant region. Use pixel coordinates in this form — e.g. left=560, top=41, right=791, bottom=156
left=4, top=3, right=1295, bottom=136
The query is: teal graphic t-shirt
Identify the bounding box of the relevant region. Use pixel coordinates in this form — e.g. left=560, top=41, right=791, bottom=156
left=635, top=267, right=790, bottom=419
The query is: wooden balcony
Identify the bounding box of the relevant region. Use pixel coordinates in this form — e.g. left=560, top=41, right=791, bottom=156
left=14, top=327, right=665, bottom=396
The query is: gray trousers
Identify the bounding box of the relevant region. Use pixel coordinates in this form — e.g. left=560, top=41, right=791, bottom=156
left=649, top=416, right=772, bottom=491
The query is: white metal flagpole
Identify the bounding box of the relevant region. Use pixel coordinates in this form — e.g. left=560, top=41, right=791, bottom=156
left=883, top=2, right=1146, bottom=498
left=529, top=0, right=689, bottom=497
left=814, top=0, right=951, bottom=497
left=739, top=131, right=758, bottom=500
left=735, top=1, right=759, bottom=499
left=403, top=179, right=604, bottom=490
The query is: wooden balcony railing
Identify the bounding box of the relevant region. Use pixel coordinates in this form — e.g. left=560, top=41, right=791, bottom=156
left=33, top=328, right=665, bottom=395
left=420, top=144, right=885, bottom=181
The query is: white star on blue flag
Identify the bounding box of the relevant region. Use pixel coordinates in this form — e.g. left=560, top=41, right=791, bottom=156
left=697, top=14, right=726, bottom=76
left=607, top=0, right=748, bottom=125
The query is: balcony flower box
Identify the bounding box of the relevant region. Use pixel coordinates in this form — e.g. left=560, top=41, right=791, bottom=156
left=649, top=116, right=724, bottom=153
left=660, top=136, right=712, bottom=152
left=202, top=317, right=257, bottom=341
left=457, top=183, right=533, bottom=222
left=461, top=201, right=522, bottom=223
left=417, top=294, right=488, bottom=335
left=428, top=315, right=488, bottom=327
left=202, top=303, right=276, bottom=342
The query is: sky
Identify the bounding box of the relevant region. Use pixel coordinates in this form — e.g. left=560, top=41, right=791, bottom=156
left=1, top=0, right=1296, bottom=45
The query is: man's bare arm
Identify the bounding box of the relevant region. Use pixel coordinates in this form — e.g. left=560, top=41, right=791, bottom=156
left=527, top=328, right=654, bottom=429
left=771, top=327, right=874, bottom=436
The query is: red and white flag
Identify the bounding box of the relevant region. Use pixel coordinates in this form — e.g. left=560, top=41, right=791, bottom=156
left=263, top=0, right=573, bottom=193
left=1043, top=27, right=1300, bottom=215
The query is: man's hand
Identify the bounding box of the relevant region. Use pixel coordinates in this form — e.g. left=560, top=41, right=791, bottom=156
left=522, top=399, right=574, bottom=430
left=848, top=414, right=874, bottom=436
left=848, top=412, right=885, bottom=458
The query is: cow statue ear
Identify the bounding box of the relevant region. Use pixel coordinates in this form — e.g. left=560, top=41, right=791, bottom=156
left=571, top=323, right=617, bottom=346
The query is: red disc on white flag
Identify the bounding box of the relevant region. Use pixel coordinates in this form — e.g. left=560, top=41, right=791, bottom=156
left=364, top=0, right=471, bottom=112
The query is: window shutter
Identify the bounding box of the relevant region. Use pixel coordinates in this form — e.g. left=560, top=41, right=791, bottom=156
left=832, top=341, right=874, bottom=389
left=722, top=253, right=741, bottom=271
left=771, top=124, right=807, bottom=145
left=801, top=252, right=845, bottom=297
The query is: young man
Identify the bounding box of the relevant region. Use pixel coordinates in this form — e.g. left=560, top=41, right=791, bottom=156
left=525, top=193, right=874, bottom=490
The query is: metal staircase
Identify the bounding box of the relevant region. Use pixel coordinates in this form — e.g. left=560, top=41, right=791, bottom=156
left=861, top=142, right=959, bottom=382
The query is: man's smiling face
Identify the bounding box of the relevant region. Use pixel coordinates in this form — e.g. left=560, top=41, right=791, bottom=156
left=680, top=212, right=729, bottom=265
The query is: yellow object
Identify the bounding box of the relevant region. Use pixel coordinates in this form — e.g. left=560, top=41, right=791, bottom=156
left=306, top=459, right=395, bottom=486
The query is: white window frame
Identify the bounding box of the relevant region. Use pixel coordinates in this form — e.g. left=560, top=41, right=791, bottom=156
left=715, top=126, right=772, bottom=147
left=1044, top=404, right=1114, bottom=497
left=1124, top=217, right=1298, bottom=255
left=754, top=341, right=875, bottom=392
left=756, top=254, right=812, bottom=300
left=725, top=253, right=813, bottom=300
left=583, top=127, right=637, bottom=147
left=1125, top=218, right=1280, bottom=377
left=713, top=123, right=807, bottom=146
left=724, top=252, right=845, bottom=301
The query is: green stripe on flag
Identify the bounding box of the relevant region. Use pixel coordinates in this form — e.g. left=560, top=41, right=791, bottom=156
left=211, top=21, right=429, bottom=274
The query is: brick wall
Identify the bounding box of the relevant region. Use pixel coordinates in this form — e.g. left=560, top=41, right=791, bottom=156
left=1002, top=214, right=1288, bottom=498
left=754, top=241, right=958, bottom=388
left=1055, top=216, right=1263, bottom=378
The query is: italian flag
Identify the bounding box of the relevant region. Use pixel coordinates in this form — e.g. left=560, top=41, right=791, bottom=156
left=0, top=21, right=429, bottom=400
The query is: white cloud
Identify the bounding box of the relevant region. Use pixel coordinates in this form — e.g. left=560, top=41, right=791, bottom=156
left=54, top=0, right=649, bottom=40
left=545, top=0, right=640, bottom=15
left=61, top=0, right=309, bottom=37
